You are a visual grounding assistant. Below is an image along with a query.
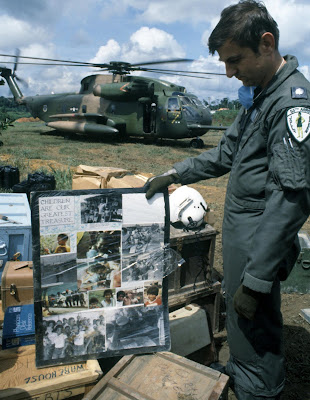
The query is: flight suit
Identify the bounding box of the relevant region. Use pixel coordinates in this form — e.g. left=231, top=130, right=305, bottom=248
left=173, top=55, right=310, bottom=398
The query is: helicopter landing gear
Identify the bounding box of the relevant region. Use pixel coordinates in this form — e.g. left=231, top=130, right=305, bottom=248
left=190, top=137, right=204, bottom=149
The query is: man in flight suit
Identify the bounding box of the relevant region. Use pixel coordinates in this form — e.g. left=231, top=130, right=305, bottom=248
left=146, top=1, right=310, bottom=399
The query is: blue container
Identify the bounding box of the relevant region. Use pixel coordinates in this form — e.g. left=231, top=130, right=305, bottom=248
left=2, top=303, right=35, bottom=349
left=0, top=193, right=32, bottom=284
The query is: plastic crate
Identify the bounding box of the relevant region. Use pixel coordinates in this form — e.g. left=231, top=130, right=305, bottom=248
left=0, top=194, right=32, bottom=284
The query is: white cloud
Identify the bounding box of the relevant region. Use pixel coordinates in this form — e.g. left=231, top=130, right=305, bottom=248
left=0, top=15, right=49, bottom=49
left=89, top=40, right=122, bottom=64
left=89, top=27, right=185, bottom=66
left=299, top=65, right=310, bottom=81
left=266, top=0, right=310, bottom=51
left=132, top=0, right=225, bottom=24
left=122, top=27, right=185, bottom=62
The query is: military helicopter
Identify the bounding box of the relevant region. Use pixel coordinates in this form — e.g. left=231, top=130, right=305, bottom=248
left=0, top=53, right=227, bottom=148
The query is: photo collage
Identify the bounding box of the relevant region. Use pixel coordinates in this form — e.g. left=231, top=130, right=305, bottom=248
left=33, top=189, right=170, bottom=366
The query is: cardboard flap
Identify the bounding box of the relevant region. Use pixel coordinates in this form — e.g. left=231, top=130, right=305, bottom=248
left=76, top=165, right=129, bottom=178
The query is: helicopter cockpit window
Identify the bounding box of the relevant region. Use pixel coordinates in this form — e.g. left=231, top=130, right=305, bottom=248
left=179, top=97, right=192, bottom=106
left=167, top=97, right=180, bottom=111
left=191, top=98, right=203, bottom=107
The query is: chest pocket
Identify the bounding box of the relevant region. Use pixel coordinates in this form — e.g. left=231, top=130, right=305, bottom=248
left=272, top=141, right=306, bottom=190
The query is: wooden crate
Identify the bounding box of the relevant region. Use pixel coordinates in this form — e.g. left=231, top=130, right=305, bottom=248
left=84, top=352, right=229, bottom=400
left=169, top=224, right=221, bottom=333
left=169, top=224, right=217, bottom=302
left=0, top=345, right=102, bottom=400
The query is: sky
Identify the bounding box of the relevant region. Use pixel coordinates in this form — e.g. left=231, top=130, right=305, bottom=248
left=0, top=0, right=310, bottom=103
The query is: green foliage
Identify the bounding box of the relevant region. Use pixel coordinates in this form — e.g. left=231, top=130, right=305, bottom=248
left=0, top=96, right=28, bottom=112
left=50, top=166, right=74, bottom=190
left=213, top=110, right=239, bottom=126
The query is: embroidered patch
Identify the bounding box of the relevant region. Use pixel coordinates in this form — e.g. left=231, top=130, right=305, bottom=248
left=291, top=87, right=308, bottom=99
left=287, top=107, right=310, bottom=143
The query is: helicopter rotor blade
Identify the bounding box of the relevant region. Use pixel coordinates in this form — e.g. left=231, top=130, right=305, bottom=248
left=12, top=48, right=20, bottom=75
left=9, top=49, right=29, bottom=88
left=0, top=61, right=100, bottom=67
left=138, top=70, right=212, bottom=79
left=0, top=53, right=101, bottom=67
left=137, top=67, right=226, bottom=76
left=129, top=58, right=193, bottom=67
left=0, top=53, right=226, bottom=79
left=0, top=54, right=193, bottom=69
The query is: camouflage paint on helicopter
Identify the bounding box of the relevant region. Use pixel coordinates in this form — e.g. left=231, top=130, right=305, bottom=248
left=0, top=57, right=227, bottom=148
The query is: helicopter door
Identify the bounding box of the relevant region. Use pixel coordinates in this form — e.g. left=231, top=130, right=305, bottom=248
left=143, top=102, right=156, bottom=134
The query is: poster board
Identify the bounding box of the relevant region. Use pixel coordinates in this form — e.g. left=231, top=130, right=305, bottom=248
left=31, top=188, right=170, bottom=367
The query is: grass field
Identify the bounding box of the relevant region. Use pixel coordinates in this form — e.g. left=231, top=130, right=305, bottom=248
left=0, top=119, right=228, bottom=186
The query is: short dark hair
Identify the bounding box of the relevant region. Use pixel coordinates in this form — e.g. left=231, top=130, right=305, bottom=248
left=117, top=291, right=126, bottom=299
left=208, top=0, right=279, bottom=54
left=147, top=286, right=159, bottom=296
left=57, top=233, right=68, bottom=241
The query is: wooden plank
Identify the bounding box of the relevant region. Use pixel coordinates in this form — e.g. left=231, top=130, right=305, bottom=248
left=168, top=282, right=221, bottom=308
left=83, top=355, right=136, bottom=400
left=0, top=345, right=102, bottom=399
left=209, top=375, right=229, bottom=400
left=0, top=384, right=86, bottom=400
left=300, top=308, right=310, bottom=324
left=170, top=225, right=218, bottom=244
left=107, top=377, right=154, bottom=400
left=156, top=352, right=221, bottom=380
left=85, top=352, right=229, bottom=400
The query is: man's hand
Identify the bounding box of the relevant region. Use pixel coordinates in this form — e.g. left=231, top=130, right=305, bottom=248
left=145, top=170, right=180, bottom=199
left=233, top=284, right=262, bottom=320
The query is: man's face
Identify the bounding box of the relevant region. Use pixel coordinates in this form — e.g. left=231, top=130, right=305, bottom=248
left=218, top=39, right=270, bottom=88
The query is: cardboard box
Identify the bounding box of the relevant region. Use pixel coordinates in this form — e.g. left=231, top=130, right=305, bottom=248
left=2, top=303, right=35, bottom=349
left=72, top=165, right=129, bottom=189
left=107, top=173, right=150, bottom=189
left=0, top=345, right=102, bottom=400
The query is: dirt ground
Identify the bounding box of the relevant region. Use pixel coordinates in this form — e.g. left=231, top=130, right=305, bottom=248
left=1, top=149, right=310, bottom=399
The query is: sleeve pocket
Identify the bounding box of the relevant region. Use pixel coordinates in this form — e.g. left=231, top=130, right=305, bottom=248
left=272, top=141, right=306, bottom=190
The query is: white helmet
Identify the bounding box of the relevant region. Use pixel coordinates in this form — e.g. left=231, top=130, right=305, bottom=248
left=169, top=186, right=208, bottom=228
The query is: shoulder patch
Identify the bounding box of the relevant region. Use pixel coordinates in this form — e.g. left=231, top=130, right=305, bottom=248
left=287, top=107, right=310, bottom=143
left=291, top=87, right=308, bottom=99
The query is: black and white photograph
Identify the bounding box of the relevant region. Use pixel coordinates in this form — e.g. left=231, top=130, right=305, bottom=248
left=122, top=253, right=163, bottom=284
left=122, top=223, right=164, bottom=256
left=77, top=230, right=121, bottom=261
left=80, top=193, right=122, bottom=224
left=122, top=193, right=165, bottom=225
left=41, top=310, right=106, bottom=361
left=105, top=305, right=165, bottom=350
